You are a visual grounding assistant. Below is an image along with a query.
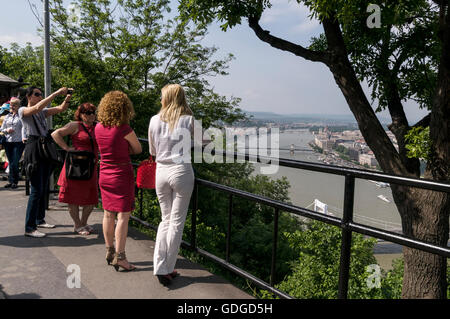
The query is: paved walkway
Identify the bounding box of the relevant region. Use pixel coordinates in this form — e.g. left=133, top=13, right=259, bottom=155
left=0, top=178, right=252, bottom=299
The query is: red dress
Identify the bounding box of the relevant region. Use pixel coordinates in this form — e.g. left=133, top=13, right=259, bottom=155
left=58, top=122, right=99, bottom=205
left=95, top=123, right=135, bottom=212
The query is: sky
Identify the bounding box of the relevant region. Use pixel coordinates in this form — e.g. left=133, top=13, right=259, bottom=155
left=0, top=0, right=429, bottom=124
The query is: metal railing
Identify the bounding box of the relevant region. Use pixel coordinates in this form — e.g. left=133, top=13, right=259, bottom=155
left=131, top=141, right=450, bottom=299
left=28, top=138, right=450, bottom=299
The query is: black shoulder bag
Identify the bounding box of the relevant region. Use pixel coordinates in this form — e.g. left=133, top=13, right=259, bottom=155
left=65, top=123, right=96, bottom=180
left=31, top=114, right=63, bottom=165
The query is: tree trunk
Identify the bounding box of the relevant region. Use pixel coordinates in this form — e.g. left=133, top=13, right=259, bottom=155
left=322, top=17, right=449, bottom=299
left=391, top=184, right=449, bottom=298
left=329, top=60, right=449, bottom=299
left=329, top=51, right=450, bottom=299
left=399, top=1, right=450, bottom=299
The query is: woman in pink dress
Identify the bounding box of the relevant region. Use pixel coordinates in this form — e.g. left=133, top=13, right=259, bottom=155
left=95, top=91, right=142, bottom=272
left=51, top=103, right=98, bottom=235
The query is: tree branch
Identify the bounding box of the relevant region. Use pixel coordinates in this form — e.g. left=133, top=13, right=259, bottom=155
left=247, top=16, right=329, bottom=64
left=28, top=0, right=43, bottom=28
left=378, top=30, right=410, bottom=149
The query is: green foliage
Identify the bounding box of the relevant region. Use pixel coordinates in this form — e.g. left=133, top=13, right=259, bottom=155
left=331, top=0, right=440, bottom=112
left=274, top=221, right=380, bottom=299
left=379, top=257, right=450, bottom=299
left=404, top=126, right=431, bottom=160
left=380, top=257, right=404, bottom=299
left=134, top=188, right=161, bottom=226
left=0, top=43, right=45, bottom=89
left=179, top=0, right=272, bottom=30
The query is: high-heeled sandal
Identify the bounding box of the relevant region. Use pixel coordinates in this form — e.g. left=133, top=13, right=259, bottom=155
left=111, top=251, right=136, bottom=272
left=106, top=246, right=115, bottom=265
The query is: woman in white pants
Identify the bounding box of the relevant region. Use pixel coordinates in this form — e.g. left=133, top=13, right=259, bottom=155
left=148, top=84, right=196, bottom=286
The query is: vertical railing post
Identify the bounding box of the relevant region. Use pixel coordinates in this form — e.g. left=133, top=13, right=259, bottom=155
left=139, top=187, right=143, bottom=220
left=191, top=180, right=198, bottom=250
left=226, top=194, right=233, bottom=262
left=338, top=175, right=355, bottom=299
left=270, top=208, right=280, bottom=286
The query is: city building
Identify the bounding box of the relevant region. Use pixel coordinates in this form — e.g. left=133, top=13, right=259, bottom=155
left=359, top=153, right=378, bottom=167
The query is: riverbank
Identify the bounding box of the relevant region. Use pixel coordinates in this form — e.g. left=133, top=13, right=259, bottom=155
left=373, top=241, right=403, bottom=271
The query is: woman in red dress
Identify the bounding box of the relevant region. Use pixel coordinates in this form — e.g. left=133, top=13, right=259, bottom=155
left=51, top=103, right=98, bottom=235
left=95, top=91, right=142, bottom=272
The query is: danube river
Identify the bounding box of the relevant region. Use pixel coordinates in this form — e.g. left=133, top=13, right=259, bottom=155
left=251, top=129, right=402, bottom=232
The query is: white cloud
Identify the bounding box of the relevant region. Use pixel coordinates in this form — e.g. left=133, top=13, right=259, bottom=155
left=261, top=0, right=306, bottom=24
left=291, top=18, right=321, bottom=34
left=260, top=1, right=321, bottom=36
left=0, top=32, right=42, bottom=48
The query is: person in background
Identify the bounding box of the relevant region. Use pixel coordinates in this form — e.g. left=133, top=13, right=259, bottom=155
left=0, top=101, right=10, bottom=117
left=0, top=103, right=9, bottom=177
left=19, top=86, right=72, bottom=238
left=95, top=91, right=142, bottom=271
left=0, top=101, right=10, bottom=136
left=51, top=103, right=98, bottom=235
left=0, top=100, right=10, bottom=166
left=148, top=84, right=197, bottom=286
left=0, top=97, right=24, bottom=189
left=0, top=101, right=9, bottom=152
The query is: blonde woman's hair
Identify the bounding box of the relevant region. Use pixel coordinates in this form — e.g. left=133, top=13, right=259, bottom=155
left=97, top=91, right=135, bottom=127
left=159, top=84, right=193, bottom=132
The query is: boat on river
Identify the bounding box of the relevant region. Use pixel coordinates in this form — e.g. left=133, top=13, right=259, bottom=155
left=370, top=180, right=390, bottom=188
left=377, top=195, right=391, bottom=203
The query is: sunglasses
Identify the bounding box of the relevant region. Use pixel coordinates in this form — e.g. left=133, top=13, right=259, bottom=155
left=82, top=111, right=95, bottom=115
left=33, top=92, right=43, bottom=97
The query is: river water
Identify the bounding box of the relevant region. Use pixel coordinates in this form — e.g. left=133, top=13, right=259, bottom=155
left=250, top=129, right=402, bottom=232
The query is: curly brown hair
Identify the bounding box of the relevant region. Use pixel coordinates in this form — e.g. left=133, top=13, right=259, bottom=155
left=97, top=91, right=135, bottom=127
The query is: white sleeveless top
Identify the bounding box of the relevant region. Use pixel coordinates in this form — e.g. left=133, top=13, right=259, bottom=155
left=148, top=114, right=194, bottom=164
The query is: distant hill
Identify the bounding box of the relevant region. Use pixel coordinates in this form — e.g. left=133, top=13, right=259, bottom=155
left=244, top=111, right=356, bottom=123
left=244, top=111, right=390, bottom=124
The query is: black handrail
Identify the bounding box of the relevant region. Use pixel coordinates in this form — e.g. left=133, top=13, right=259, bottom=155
left=131, top=140, right=449, bottom=299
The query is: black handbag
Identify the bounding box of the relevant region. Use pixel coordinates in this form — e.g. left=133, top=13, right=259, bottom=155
left=65, top=124, right=96, bottom=180
left=32, top=115, right=63, bottom=165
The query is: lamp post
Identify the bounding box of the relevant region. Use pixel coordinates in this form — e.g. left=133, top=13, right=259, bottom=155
left=44, top=0, right=51, bottom=110
left=43, top=0, right=54, bottom=194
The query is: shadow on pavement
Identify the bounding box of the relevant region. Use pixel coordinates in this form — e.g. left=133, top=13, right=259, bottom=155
left=0, top=284, right=41, bottom=299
